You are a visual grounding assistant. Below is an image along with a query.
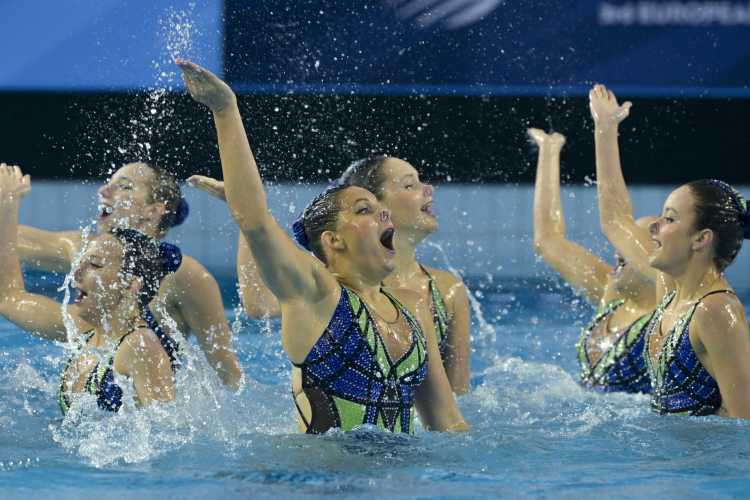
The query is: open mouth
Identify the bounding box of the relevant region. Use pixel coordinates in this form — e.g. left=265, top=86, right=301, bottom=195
left=380, top=227, right=396, bottom=253
left=74, top=287, right=88, bottom=305
left=97, top=203, right=114, bottom=221
left=421, top=201, right=436, bottom=218
left=651, top=238, right=662, bottom=254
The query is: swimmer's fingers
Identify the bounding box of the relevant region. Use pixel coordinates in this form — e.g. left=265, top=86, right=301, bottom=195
left=175, top=59, right=236, bottom=113
left=527, top=127, right=549, bottom=146
left=187, top=175, right=226, bottom=202
left=528, top=128, right=565, bottom=151
left=0, top=164, right=31, bottom=200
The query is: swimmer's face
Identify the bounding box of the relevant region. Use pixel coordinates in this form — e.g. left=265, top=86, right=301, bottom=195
left=325, top=187, right=396, bottom=276
left=377, top=158, right=438, bottom=241
left=648, top=185, right=697, bottom=275
left=72, top=235, right=130, bottom=324
left=612, top=216, right=657, bottom=292
left=97, top=163, right=161, bottom=235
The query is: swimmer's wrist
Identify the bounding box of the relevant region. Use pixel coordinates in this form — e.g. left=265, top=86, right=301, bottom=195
left=210, top=96, right=239, bottom=118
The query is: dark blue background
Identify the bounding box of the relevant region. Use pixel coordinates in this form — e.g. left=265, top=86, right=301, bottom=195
left=224, top=0, right=750, bottom=96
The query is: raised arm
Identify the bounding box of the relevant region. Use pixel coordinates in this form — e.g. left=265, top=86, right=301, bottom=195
left=186, top=174, right=281, bottom=318
left=176, top=59, right=334, bottom=303
left=18, top=226, right=85, bottom=273
left=0, top=165, right=89, bottom=342
left=237, top=233, right=281, bottom=318
left=169, top=256, right=243, bottom=388
left=590, top=85, right=667, bottom=292
left=530, top=128, right=611, bottom=304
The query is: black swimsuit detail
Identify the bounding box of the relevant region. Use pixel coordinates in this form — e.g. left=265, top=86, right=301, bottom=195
left=645, top=290, right=732, bottom=416
left=58, top=326, right=147, bottom=415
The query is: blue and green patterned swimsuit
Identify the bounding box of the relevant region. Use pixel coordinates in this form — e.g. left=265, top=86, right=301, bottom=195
left=420, top=265, right=450, bottom=357
left=58, top=326, right=146, bottom=415
left=645, top=291, right=728, bottom=416
left=575, top=298, right=655, bottom=393
left=292, top=286, right=428, bottom=435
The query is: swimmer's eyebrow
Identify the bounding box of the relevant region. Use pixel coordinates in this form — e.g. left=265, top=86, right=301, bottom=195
left=665, top=207, right=678, bottom=214
left=400, top=173, right=416, bottom=181
left=114, top=176, right=134, bottom=184
left=354, top=198, right=372, bottom=205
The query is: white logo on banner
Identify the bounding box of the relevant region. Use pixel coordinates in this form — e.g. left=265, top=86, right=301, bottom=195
left=599, top=2, right=750, bottom=25
left=384, top=0, right=505, bottom=30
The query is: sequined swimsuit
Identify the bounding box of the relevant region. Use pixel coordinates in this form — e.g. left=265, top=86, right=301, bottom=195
left=292, top=286, right=428, bottom=435
left=58, top=326, right=147, bottom=415
left=420, top=265, right=450, bottom=357
left=645, top=291, right=730, bottom=416
left=575, top=298, right=655, bottom=394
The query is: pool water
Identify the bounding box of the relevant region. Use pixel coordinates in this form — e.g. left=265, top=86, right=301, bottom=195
left=1, top=274, right=749, bottom=499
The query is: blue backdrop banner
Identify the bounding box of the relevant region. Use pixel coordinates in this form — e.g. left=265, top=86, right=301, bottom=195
left=224, top=0, right=750, bottom=97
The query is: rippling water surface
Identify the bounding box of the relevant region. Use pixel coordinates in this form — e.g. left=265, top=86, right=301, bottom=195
left=1, top=275, right=749, bottom=499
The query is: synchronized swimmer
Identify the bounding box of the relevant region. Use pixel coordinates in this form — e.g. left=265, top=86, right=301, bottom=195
left=0, top=58, right=748, bottom=431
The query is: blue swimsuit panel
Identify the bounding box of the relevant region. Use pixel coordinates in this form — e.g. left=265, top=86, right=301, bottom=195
left=576, top=298, right=654, bottom=394
left=645, top=291, right=727, bottom=416
left=292, top=286, right=428, bottom=435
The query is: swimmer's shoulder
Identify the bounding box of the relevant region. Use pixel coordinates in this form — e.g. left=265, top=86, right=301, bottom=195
left=420, top=265, right=469, bottom=302
left=114, top=326, right=170, bottom=374
left=168, top=254, right=218, bottom=287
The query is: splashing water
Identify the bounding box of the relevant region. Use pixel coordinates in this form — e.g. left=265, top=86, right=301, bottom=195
left=427, top=240, right=496, bottom=343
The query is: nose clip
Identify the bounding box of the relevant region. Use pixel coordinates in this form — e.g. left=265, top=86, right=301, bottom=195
left=73, top=265, right=83, bottom=284
left=649, top=220, right=659, bottom=234
left=381, top=209, right=389, bottom=222
left=423, top=184, right=434, bottom=197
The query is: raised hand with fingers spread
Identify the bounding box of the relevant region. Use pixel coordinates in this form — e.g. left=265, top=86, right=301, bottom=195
left=589, top=84, right=632, bottom=130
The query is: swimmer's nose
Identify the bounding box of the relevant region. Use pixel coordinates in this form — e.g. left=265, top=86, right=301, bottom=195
left=423, top=183, right=434, bottom=197
left=73, top=264, right=83, bottom=284
left=649, top=220, right=659, bottom=234
left=98, top=183, right=112, bottom=198
left=381, top=209, right=390, bottom=222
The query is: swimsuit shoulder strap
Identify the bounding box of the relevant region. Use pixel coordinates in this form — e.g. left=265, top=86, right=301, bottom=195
left=419, top=263, right=432, bottom=279
left=684, top=289, right=737, bottom=325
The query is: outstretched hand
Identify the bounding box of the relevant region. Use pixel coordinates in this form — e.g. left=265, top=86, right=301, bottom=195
left=589, top=84, right=632, bottom=129
left=175, top=58, right=236, bottom=114
left=187, top=175, right=226, bottom=202
left=528, top=128, right=566, bottom=152
left=0, top=163, right=31, bottom=204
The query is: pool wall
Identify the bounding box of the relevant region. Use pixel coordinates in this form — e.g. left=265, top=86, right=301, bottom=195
left=20, top=181, right=750, bottom=293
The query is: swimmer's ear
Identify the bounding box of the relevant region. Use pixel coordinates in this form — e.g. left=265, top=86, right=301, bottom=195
left=144, top=201, right=167, bottom=222
left=123, top=276, right=143, bottom=298
left=321, top=230, right=344, bottom=252
left=693, top=228, right=714, bottom=252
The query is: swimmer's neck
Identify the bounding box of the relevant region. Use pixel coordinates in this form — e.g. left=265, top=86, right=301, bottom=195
left=671, top=262, right=726, bottom=304
left=87, top=307, right=143, bottom=348
left=98, top=217, right=162, bottom=241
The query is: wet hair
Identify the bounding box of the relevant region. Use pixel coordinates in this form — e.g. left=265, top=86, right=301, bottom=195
left=109, top=228, right=168, bottom=310
left=292, top=184, right=350, bottom=265
left=687, top=180, right=750, bottom=272
left=141, top=163, right=190, bottom=234
left=337, top=156, right=389, bottom=201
